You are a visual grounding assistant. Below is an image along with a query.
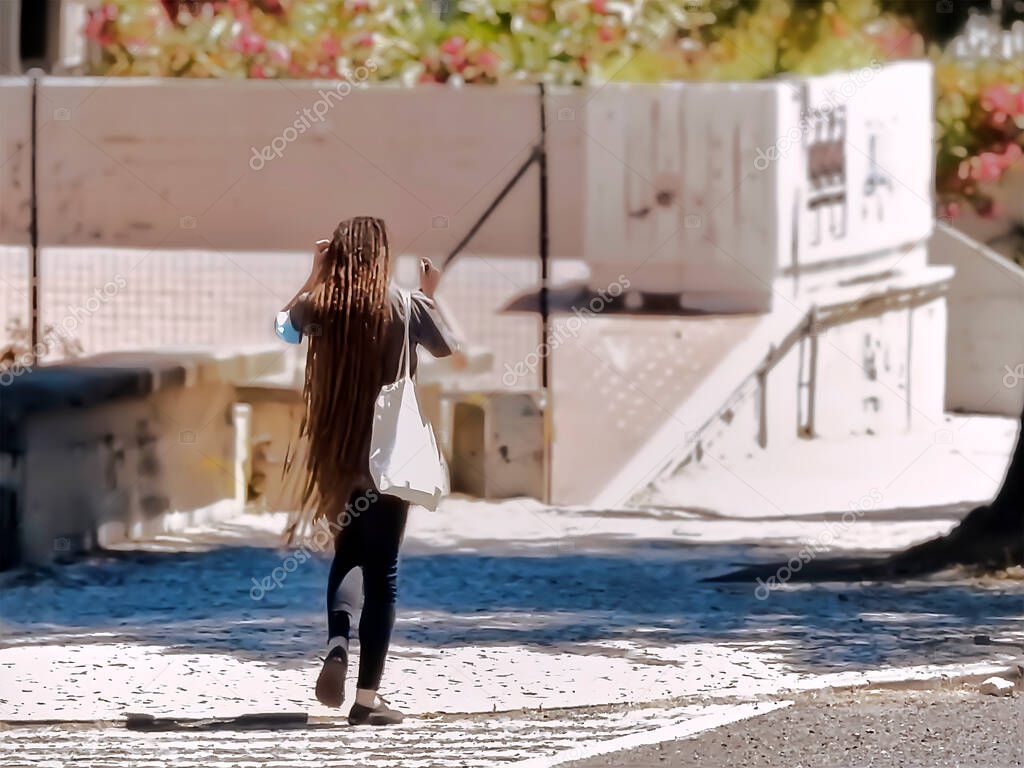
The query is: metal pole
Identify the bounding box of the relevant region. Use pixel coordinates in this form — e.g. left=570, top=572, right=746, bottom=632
left=538, top=83, right=552, bottom=504
left=442, top=146, right=540, bottom=269
left=434, top=82, right=553, bottom=504
left=29, top=71, right=40, bottom=363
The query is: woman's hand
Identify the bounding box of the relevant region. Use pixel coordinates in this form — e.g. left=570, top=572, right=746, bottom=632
left=419, top=257, right=442, bottom=298
left=283, top=239, right=331, bottom=311
left=309, top=239, right=330, bottom=285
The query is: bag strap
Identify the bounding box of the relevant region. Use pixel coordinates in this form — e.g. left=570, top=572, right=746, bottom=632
left=398, top=289, right=412, bottom=380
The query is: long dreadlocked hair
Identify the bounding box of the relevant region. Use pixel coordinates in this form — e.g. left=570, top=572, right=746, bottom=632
left=287, top=216, right=393, bottom=526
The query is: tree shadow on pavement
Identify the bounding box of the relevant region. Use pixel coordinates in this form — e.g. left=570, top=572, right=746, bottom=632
left=2, top=543, right=1021, bottom=677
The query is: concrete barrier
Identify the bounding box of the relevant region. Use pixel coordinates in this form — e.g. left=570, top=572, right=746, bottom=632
left=0, top=347, right=282, bottom=567
left=1, top=64, right=932, bottom=312
left=567, top=62, right=934, bottom=309
left=930, top=223, right=1024, bottom=417
left=34, top=78, right=552, bottom=257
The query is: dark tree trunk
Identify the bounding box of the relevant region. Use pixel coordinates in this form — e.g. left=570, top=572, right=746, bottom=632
left=882, top=406, right=1023, bottom=576
left=710, top=406, right=1024, bottom=583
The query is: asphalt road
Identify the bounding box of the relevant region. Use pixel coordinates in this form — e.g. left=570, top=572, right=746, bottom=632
left=569, top=687, right=1024, bottom=768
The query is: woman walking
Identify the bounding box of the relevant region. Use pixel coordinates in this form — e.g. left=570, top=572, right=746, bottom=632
left=275, top=216, right=459, bottom=725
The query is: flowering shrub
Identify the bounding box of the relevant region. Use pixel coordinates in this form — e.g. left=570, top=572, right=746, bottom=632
left=85, top=1, right=436, bottom=80
left=934, top=51, right=1024, bottom=218
left=84, top=0, right=918, bottom=85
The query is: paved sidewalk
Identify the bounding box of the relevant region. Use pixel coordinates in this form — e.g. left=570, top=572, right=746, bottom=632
left=3, top=501, right=1022, bottom=719
left=2, top=421, right=1022, bottom=765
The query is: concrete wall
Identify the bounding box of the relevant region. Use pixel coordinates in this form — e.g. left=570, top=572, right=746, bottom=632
left=34, top=79, right=555, bottom=257
left=577, top=82, right=786, bottom=310
left=0, top=79, right=30, bottom=245
left=2, top=67, right=932, bottom=279
left=814, top=296, right=947, bottom=437
left=1, top=349, right=280, bottom=566
left=16, top=380, right=243, bottom=563
left=792, top=62, right=934, bottom=268
left=930, top=223, right=1024, bottom=417
left=583, top=61, right=934, bottom=306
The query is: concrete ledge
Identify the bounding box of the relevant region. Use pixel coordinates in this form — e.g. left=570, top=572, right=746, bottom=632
left=1, top=347, right=283, bottom=454
left=0, top=347, right=282, bottom=567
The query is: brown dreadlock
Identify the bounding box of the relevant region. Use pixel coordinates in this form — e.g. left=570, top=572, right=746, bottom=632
left=288, top=216, right=393, bottom=526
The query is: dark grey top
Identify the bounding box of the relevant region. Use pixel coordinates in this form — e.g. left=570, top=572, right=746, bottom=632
left=279, top=285, right=458, bottom=378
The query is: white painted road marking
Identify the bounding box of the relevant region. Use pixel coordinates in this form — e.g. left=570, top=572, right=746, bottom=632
left=0, top=701, right=792, bottom=767
left=508, top=701, right=792, bottom=768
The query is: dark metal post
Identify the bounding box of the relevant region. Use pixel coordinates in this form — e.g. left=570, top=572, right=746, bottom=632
left=29, top=71, right=39, bottom=363
left=436, top=83, right=554, bottom=503
left=537, top=83, right=552, bottom=503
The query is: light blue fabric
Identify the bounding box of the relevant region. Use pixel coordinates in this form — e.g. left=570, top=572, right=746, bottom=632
left=275, top=310, right=302, bottom=344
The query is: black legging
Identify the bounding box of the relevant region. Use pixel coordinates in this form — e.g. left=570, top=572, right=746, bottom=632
left=326, top=490, right=409, bottom=691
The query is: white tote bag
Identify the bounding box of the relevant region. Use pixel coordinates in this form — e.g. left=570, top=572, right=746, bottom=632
left=368, top=290, right=449, bottom=510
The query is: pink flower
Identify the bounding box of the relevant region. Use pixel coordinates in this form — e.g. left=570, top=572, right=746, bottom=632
left=940, top=201, right=960, bottom=220
left=234, top=31, right=266, bottom=55
left=970, top=152, right=1004, bottom=183
left=84, top=4, right=118, bottom=46
left=267, top=41, right=290, bottom=65
left=440, top=36, right=465, bottom=56
left=354, top=32, right=374, bottom=48
left=321, top=35, right=342, bottom=58
left=527, top=6, right=548, bottom=23
left=591, top=0, right=608, bottom=13
left=440, top=36, right=467, bottom=72
left=980, top=84, right=1017, bottom=115
left=477, top=49, right=501, bottom=73
left=227, top=0, right=251, bottom=23
left=1003, top=142, right=1023, bottom=167
left=249, top=63, right=269, bottom=79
